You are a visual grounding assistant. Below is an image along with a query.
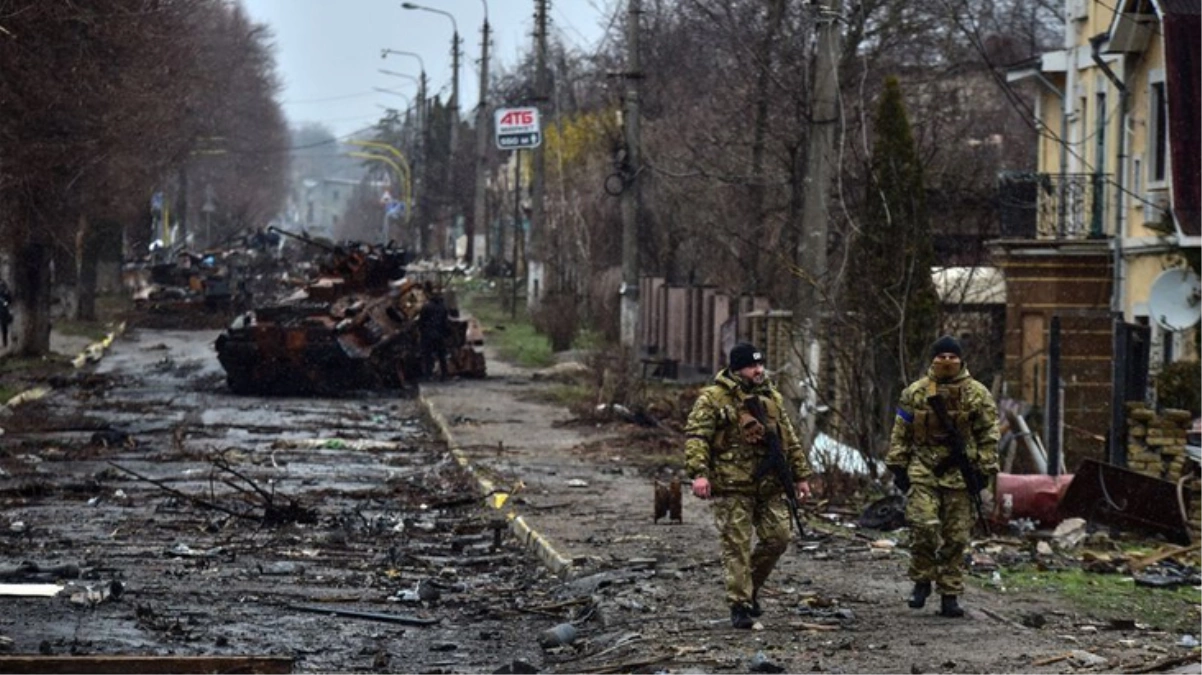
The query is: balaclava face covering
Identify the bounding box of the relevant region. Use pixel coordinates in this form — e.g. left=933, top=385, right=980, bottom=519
left=932, top=358, right=962, bottom=381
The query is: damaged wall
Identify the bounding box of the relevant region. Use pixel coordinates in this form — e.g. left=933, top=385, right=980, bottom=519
left=1124, top=403, right=1201, bottom=532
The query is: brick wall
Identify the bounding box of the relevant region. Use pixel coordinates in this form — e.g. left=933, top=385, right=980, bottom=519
left=1124, top=403, right=1201, bottom=533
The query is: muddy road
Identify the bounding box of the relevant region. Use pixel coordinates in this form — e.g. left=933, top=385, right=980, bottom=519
left=0, top=327, right=1198, bottom=674
left=0, top=329, right=551, bottom=673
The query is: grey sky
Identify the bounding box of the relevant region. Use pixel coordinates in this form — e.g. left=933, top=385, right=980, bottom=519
left=239, top=0, right=617, bottom=138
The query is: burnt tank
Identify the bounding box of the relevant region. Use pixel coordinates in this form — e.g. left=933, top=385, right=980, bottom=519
left=214, top=228, right=485, bottom=395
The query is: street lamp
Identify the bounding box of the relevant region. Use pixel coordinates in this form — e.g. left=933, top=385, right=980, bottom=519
left=401, top=3, right=464, bottom=261
left=380, top=48, right=425, bottom=79
left=454, top=0, right=490, bottom=267
left=378, top=69, right=420, bottom=88
left=399, top=3, right=460, bottom=132
left=380, top=48, right=429, bottom=159
left=373, top=86, right=413, bottom=107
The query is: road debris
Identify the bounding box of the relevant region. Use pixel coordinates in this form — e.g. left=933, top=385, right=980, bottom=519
left=68, top=580, right=123, bottom=607
left=0, top=584, right=62, bottom=597
left=0, top=655, right=294, bottom=674
left=0, top=562, right=80, bottom=582
left=1058, top=459, right=1193, bottom=545
left=286, top=604, right=439, bottom=626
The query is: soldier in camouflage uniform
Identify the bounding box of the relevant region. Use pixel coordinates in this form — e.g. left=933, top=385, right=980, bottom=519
left=684, top=343, right=813, bottom=629
left=886, top=335, right=999, bottom=618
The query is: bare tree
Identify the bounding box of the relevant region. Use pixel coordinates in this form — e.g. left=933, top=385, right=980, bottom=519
left=0, top=0, right=288, bottom=348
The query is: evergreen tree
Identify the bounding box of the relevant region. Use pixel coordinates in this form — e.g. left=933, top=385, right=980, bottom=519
left=842, top=76, right=941, bottom=458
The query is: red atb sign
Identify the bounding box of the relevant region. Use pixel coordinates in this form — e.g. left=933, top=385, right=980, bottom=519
left=494, top=106, right=541, bottom=149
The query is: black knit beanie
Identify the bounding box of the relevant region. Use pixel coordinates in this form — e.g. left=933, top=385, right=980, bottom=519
left=930, top=335, right=963, bottom=359
left=729, top=342, right=765, bottom=371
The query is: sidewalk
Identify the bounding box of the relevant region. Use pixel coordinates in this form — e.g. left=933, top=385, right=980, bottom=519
left=1, top=327, right=123, bottom=412
left=419, top=346, right=717, bottom=580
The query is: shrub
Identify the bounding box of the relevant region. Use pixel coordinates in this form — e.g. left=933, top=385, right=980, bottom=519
left=1155, top=359, right=1200, bottom=414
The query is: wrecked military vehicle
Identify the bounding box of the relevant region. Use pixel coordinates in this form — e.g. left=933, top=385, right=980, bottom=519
left=215, top=228, right=485, bottom=395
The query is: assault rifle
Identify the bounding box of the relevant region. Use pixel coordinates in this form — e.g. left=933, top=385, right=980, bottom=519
left=927, top=394, right=992, bottom=535
left=744, top=396, right=811, bottom=540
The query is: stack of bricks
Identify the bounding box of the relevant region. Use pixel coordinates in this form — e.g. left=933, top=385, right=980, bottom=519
left=1126, top=404, right=1202, bottom=535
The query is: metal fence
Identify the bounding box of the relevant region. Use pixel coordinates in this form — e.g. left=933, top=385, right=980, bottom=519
left=997, top=172, right=1111, bottom=240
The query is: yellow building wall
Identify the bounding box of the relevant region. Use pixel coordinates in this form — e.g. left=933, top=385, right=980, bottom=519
left=1034, top=1, right=1195, bottom=352
left=1120, top=31, right=1168, bottom=240
left=1041, top=0, right=1175, bottom=243
left=1036, top=84, right=1065, bottom=175
left=1127, top=257, right=1164, bottom=303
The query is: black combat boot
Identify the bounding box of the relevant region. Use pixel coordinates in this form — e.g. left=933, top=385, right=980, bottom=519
left=907, top=581, right=932, bottom=609
left=730, top=604, right=755, bottom=629
left=939, top=594, right=965, bottom=618
left=749, top=589, right=763, bottom=617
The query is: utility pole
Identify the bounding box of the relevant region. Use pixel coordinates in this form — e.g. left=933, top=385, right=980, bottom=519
left=619, top=0, right=642, bottom=350
left=449, top=29, right=461, bottom=156
left=471, top=15, right=491, bottom=268
left=416, top=71, right=428, bottom=255
left=529, top=0, right=549, bottom=306
left=791, top=0, right=841, bottom=440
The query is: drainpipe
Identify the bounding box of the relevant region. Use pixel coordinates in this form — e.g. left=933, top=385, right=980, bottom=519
left=1091, top=32, right=1129, bottom=314
left=1091, top=32, right=1132, bottom=468
left=1033, top=71, right=1069, bottom=235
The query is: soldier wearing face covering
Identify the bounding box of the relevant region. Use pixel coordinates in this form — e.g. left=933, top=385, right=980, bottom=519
left=684, top=342, right=813, bottom=629
left=886, top=335, right=999, bottom=618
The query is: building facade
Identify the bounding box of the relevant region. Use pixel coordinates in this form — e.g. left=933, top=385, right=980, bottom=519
left=1002, top=0, right=1200, bottom=465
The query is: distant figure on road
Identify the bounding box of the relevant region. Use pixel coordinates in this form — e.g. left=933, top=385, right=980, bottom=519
left=418, top=288, right=451, bottom=381
left=886, top=335, right=999, bottom=618
left=0, top=278, right=13, bottom=347
left=683, top=342, right=813, bottom=629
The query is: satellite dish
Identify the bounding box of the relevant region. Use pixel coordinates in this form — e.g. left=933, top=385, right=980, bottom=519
left=1148, top=268, right=1201, bottom=331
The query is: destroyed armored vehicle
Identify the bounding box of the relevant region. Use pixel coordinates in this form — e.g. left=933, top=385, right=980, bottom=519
left=214, top=228, right=485, bottom=395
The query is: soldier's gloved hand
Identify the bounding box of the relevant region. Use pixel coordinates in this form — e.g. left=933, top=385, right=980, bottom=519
left=979, top=485, right=996, bottom=518
left=739, top=412, right=765, bottom=444
left=979, top=472, right=998, bottom=516
left=692, top=477, right=712, bottom=499
left=890, top=466, right=911, bottom=494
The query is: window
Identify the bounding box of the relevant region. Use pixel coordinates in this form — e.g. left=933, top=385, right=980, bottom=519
left=1149, top=78, right=1168, bottom=184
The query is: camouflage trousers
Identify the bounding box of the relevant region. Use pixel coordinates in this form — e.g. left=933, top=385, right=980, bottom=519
left=711, top=492, right=791, bottom=607
left=905, top=483, right=973, bottom=594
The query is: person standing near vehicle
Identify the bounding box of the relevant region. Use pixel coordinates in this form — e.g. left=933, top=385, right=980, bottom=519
left=886, top=335, right=999, bottom=618
left=418, top=287, right=451, bottom=381
left=684, top=342, right=813, bottom=629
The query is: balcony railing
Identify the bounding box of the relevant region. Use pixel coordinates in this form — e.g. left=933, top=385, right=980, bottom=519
left=997, top=172, right=1111, bottom=240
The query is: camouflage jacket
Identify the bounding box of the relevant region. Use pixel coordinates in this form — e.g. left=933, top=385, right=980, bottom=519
left=684, top=369, right=812, bottom=494
left=885, top=365, right=1000, bottom=489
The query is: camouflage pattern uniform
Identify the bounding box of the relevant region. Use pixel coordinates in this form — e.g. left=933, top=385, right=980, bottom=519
left=886, top=364, right=999, bottom=595
left=684, top=369, right=812, bottom=608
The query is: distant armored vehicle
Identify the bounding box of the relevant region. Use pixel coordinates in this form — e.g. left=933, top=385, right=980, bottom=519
left=215, top=229, right=484, bottom=395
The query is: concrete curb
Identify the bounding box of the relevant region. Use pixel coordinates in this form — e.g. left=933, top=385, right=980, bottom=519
left=418, top=393, right=576, bottom=579
left=70, top=322, right=125, bottom=369
left=1, top=322, right=126, bottom=415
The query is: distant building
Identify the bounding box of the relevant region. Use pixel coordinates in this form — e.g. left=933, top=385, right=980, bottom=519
left=284, top=177, right=387, bottom=242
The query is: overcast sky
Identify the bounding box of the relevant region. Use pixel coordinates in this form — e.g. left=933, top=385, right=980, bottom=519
left=239, top=0, right=618, bottom=138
